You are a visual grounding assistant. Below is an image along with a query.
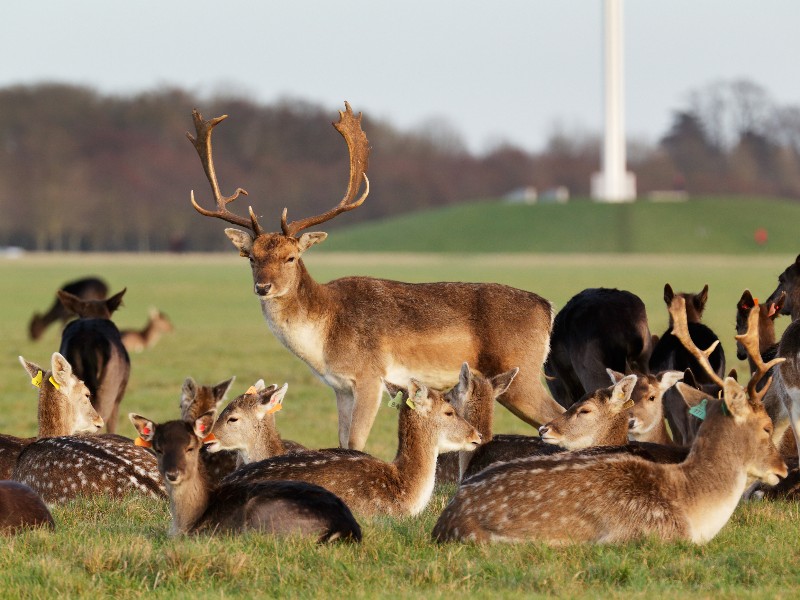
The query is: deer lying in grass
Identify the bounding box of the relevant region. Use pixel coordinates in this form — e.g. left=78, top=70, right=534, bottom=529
left=0, top=481, right=54, bottom=534
left=129, top=412, right=361, bottom=542
left=432, top=296, right=787, bottom=544
left=58, top=288, right=130, bottom=433
left=204, top=380, right=306, bottom=466
left=187, top=103, right=560, bottom=451
left=29, top=276, right=108, bottom=340
left=215, top=380, right=481, bottom=517
left=121, top=308, right=174, bottom=353
left=12, top=354, right=165, bottom=505
left=545, top=288, right=653, bottom=408
left=615, top=370, right=684, bottom=445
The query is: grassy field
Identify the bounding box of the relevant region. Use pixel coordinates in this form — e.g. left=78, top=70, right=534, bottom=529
left=1, top=251, right=799, bottom=598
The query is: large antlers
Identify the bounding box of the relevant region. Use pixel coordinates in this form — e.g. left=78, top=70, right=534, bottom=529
left=734, top=303, right=786, bottom=403
left=280, top=101, right=370, bottom=237
left=187, top=109, right=264, bottom=235
left=668, top=296, right=725, bottom=389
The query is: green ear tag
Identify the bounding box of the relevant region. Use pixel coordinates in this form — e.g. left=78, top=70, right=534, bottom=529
left=688, top=398, right=708, bottom=421
left=388, top=392, right=402, bottom=409
left=721, top=401, right=731, bottom=417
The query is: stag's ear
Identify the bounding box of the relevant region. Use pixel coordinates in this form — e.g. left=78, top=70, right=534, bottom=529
left=491, top=367, right=519, bottom=398
left=225, top=228, right=254, bottom=257
left=105, top=289, right=126, bottom=315
left=297, top=232, right=328, bottom=253
left=609, top=374, right=637, bottom=411
left=722, top=377, right=750, bottom=423
left=606, top=368, right=626, bottom=384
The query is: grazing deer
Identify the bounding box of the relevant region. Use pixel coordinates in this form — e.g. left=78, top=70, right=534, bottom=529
left=216, top=380, right=481, bottom=517
left=187, top=103, right=560, bottom=450
left=129, top=412, right=361, bottom=542
left=545, top=288, right=653, bottom=408
left=28, top=276, right=108, bottom=340
left=0, top=481, right=55, bottom=533
left=432, top=297, right=787, bottom=544
left=204, top=380, right=306, bottom=465
left=121, top=308, right=174, bottom=353
left=58, top=288, right=130, bottom=433
left=12, top=353, right=165, bottom=505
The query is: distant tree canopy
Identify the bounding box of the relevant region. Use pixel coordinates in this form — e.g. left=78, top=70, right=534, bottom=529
left=0, top=80, right=797, bottom=251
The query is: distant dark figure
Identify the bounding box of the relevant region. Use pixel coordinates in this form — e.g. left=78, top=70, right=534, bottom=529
left=29, top=276, right=108, bottom=340
left=545, top=288, right=653, bottom=408
left=0, top=481, right=55, bottom=534
left=58, top=289, right=130, bottom=434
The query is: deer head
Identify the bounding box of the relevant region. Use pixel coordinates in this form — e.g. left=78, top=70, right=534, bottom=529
left=766, top=254, right=800, bottom=320
left=608, top=370, right=683, bottom=442
left=188, top=102, right=369, bottom=300
left=735, top=289, right=784, bottom=361
left=664, top=283, right=709, bottom=325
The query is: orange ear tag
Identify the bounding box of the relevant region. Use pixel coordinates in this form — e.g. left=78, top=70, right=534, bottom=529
left=267, top=403, right=283, bottom=415
left=202, top=433, right=217, bottom=443
left=246, top=385, right=259, bottom=394
left=135, top=437, right=152, bottom=448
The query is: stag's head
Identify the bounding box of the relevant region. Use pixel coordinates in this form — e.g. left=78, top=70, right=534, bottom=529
left=188, top=103, right=370, bottom=300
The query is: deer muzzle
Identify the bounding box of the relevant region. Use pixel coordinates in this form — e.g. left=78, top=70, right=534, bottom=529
left=254, top=282, right=272, bottom=297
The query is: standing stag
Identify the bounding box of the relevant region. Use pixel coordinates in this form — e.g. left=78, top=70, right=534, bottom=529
left=187, top=103, right=561, bottom=450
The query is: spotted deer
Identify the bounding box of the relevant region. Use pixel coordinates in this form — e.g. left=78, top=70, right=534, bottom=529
left=187, top=103, right=560, bottom=451
left=204, top=380, right=306, bottom=465
left=432, top=296, right=787, bottom=544
left=0, top=481, right=55, bottom=533
left=12, top=354, right=165, bottom=505
left=29, top=276, right=108, bottom=340
left=216, top=380, right=481, bottom=517
left=58, top=288, right=130, bottom=433
left=129, top=412, right=361, bottom=542
left=121, top=308, right=174, bottom=353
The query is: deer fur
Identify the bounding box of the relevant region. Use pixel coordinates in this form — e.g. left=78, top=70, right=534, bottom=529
left=609, top=369, right=683, bottom=445
left=433, top=377, right=787, bottom=544
left=58, top=288, right=130, bottom=433
left=121, top=308, right=174, bottom=353
left=130, top=412, right=361, bottom=542
left=217, top=380, right=481, bottom=517
left=28, top=276, right=107, bottom=340
left=545, top=288, right=653, bottom=408
left=0, top=481, right=55, bottom=534
left=188, top=105, right=561, bottom=451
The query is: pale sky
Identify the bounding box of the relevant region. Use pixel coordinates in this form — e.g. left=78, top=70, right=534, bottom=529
left=2, top=1, right=798, bottom=153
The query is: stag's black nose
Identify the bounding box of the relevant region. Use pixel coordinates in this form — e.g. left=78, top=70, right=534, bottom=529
left=254, top=283, right=272, bottom=297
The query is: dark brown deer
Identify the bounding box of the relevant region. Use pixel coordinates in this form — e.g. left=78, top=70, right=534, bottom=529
left=545, top=288, right=653, bottom=407
left=28, top=276, right=108, bottom=340
left=216, top=380, right=481, bottom=517
left=187, top=103, right=560, bottom=450
left=129, top=412, right=361, bottom=541
left=121, top=308, right=174, bottom=353
left=736, top=290, right=784, bottom=369
left=432, top=296, right=787, bottom=544
left=11, top=353, right=166, bottom=504
left=766, top=253, right=800, bottom=321
left=0, top=481, right=55, bottom=534
left=58, top=288, right=130, bottom=433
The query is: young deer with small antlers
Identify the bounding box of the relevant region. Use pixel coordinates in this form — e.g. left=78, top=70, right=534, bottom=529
left=187, top=103, right=560, bottom=451
left=215, top=380, right=481, bottom=517
left=121, top=308, right=174, bottom=353
left=58, top=288, right=130, bottom=433
left=130, top=412, right=361, bottom=541
left=433, top=297, right=787, bottom=544
left=12, top=353, right=165, bottom=505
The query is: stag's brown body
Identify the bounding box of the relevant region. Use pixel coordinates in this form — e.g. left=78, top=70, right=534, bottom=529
left=187, top=103, right=560, bottom=450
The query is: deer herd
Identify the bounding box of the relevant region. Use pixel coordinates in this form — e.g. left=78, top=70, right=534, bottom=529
left=2, top=103, right=799, bottom=550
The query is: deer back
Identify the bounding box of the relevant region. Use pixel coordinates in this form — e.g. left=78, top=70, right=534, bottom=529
left=0, top=481, right=54, bottom=534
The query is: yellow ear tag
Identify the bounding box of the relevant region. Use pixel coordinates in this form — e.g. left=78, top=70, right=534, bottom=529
left=48, top=376, right=60, bottom=390
left=621, top=399, right=634, bottom=410
left=406, top=398, right=417, bottom=411
left=31, top=370, right=43, bottom=388
left=246, top=385, right=259, bottom=394
left=135, top=436, right=153, bottom=448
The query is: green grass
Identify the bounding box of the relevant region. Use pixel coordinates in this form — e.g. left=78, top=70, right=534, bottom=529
left=321, top=196, right=800, bottom=255
left=1, top=251, right=799, bottom=598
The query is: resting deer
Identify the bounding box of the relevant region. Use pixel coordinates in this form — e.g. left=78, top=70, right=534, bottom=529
left=216, top=380, right=481, bottom=517
left=29, top=276, right=108, bottom=340
left=12, top=353, right=165, bottom=505
left=432, top=296, right=787, bottom=544
left=121, top=308, right=174, bottom=353
left=129, top=412, right=361, bottom=542
left=58, top=288, right=130, bottom=433
left=187, top=103, right=560, bottom=450
left=616, top=370, right=684, bottom=445
left=0, top=481, right=55, bottom=534
left=204, top=380, right=306, bottom=465
left=545, top=288, right=653, bottom=408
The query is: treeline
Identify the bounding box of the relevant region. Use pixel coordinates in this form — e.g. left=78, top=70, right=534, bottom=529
left=0, top=80, right=798, bottom=251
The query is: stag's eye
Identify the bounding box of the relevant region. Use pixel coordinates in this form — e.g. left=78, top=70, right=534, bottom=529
left=286, top=256, right=296, bottom=263
left=444, top=410, right=455, bottom=417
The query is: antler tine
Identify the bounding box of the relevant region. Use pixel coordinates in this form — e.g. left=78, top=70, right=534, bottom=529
left=187, top=109, right=263, bottom=235
left=281, top=101, right=370, bottom=237
left=734, top=304, right=786, bottom=402
left=668, top=296, right=726, bottom=388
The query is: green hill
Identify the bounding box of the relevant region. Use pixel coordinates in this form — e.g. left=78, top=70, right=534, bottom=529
left=320, top=196, right=800, bottom=254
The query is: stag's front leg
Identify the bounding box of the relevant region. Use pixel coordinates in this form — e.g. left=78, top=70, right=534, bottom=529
left=346, top=378, right=384, bottom=451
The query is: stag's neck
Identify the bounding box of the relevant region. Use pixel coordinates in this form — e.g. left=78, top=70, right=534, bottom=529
left=392, top=409, right=439, bottom=515
left=168, top=465, right=211, bottom=536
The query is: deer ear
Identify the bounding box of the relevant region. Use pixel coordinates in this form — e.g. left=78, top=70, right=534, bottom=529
left=407, top=379, right=433, bottom=413
left=225, top=228, right=254, bottom=257
left=297, top=232, right=327, bottom=253
left=738, top=289, right=755, bottom=311
left=129, top=413, right=156, bottom=441
left=682, top=368, right=698, bottom=388
left=194, top=410, right=216, bottom=439
left=491, top=367, right=519, bottom=398
left=657, top=370, right=683, bottom=391
left=256, top=383, right=287, bottom=419
left=663, top=283, right=674, bottom=305
left=50, top=352, right=74, bottom=388
left=695, top=284, right=709, bottom=311
left=19, top=356, right=42, bottom=380
left=383, top=380, right=408, bottom=401
left=105, top=289, right=126, bottom=314
left=609, top=374, right=637, bottom=411
left=57, top=290, right=85, bottom=315
left=180, top=377, right=197, bottom=412
left=770, top=291, right=786, bottom=319
left=676, top=382, right=712, bottom=409
left=212, top=376, right=236, bottom=406
left=606, top=368, right=626, bottom=384
left=722, top=377, right=749, bottom=422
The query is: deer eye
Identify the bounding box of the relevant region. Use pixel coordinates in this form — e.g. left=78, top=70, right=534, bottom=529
left=286, top=256, right=296, bottom=263
left=227, top=417, right=239, bottom=424
left=444, top=410, right=455, bottom=416
left=578, top=408, right=591, bottom=415
left=649, top=395, right=656, bottom=402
